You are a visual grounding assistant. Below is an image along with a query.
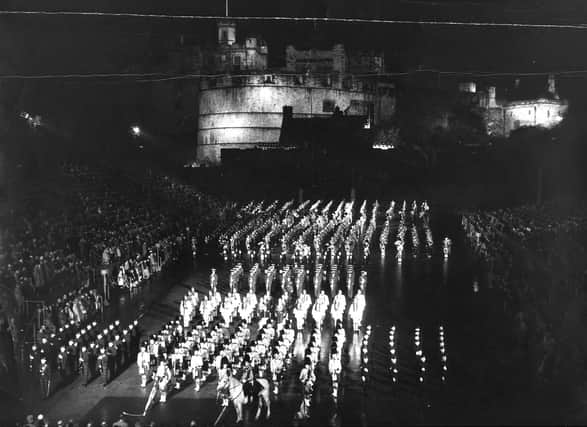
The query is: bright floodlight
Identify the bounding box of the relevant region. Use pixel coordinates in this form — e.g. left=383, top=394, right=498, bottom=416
left=131, top=125, right=141, bottom=136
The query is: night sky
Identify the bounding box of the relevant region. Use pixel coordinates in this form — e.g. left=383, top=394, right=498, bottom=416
left=3, top=0, right=587, bottom=73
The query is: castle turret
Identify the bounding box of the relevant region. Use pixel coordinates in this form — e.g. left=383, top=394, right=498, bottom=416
left=488, top=86, right=496, bottom=108
left=218, top=20, right=236, bottom=46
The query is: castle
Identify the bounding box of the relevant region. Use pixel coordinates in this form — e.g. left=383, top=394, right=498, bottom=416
left=457, top=75, right=568, bottom=138
left=196, top=21, right=395, bottom=164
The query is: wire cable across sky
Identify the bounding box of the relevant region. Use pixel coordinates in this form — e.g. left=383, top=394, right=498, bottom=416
left=5, top=69, right=587, bottom=83
left=2, top=10, right=587, bottom=30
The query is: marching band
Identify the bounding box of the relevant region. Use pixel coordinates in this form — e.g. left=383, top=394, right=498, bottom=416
left=28, top=199, right=451, bottom=422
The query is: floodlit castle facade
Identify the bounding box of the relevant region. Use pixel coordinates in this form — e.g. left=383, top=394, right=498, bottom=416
left=196, top=21, right=395, bottom=165
left=458, top=75, right=568, bottom=138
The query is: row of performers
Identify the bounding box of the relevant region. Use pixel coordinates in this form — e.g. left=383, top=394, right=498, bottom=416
left=296, top=320, right=348, bottom=420
left=136, top=298, right=296, bottom=411
left=293, top=288, right=366, bottom=332
left=138, top=284, right=238, bottom=404
left=181, top=285, right=271, bottom=332
left=30, top=318, right=141, bottom=374
left=36, top=318, right=141, bottom=398
left=139, top=285, right=282, bottom=394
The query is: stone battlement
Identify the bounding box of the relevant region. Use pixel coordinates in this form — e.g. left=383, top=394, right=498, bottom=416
left=200, top=73, right=386, bottom=93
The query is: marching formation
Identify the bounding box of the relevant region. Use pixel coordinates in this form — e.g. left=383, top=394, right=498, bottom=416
left=126, top=198, right=460, bottom=424
left=12, top=155, right=584, bottom=427
left=14, top=194, right=471, bottom=427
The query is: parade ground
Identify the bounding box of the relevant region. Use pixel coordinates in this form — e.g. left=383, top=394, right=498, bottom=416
left=13, top=205, right=576, bottom=426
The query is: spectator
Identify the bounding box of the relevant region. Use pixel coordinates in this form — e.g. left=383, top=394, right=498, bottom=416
left=112, top=416, right=129, bottom=427
left=24, top=415, right=35, bottom=427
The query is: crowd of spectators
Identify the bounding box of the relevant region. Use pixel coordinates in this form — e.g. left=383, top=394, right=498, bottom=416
left=461, top=201, right=587, bottom=388
left=0, top=162, right=237, bottom=381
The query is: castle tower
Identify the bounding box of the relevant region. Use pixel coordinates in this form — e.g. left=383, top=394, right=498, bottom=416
left=488, top=86, right=497, bottom=108
left=218, top=20, right=236, bottom=46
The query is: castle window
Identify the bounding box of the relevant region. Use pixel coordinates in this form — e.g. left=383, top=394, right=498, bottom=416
left=221, top=30, right=228, bottom=42
left=323, top=100, right=335, bottom=113
left=529, top=109, right=532, bottom=116
left=547, top=110, right=550, bottom=118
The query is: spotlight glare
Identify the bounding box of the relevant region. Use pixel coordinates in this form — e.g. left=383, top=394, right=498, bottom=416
left=131, top=125, right=141, bottom=136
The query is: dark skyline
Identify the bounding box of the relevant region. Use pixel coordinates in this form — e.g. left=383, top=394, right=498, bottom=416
left=3, top=0, right=587, bottom=73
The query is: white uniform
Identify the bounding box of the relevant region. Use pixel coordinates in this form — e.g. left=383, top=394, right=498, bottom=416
left=137, top=350, right=150, bottom=387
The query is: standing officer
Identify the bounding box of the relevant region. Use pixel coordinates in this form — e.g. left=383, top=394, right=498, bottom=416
left=57, top=347, right=68, bottom=386
left=79, top=346, right=90, bottom=386
left=67, top=340, right=78, bottom=377
left=130, top=320, right=141, bottom=358
left=88, top=343, right=98, bottom=384
left=98, top=348, right=108, bottom=387
left=113, top=335, right=122, bottom=372
left=123, top=329, right=132, bottom=368
left=106, top=342, right=116, bottom=385
left=39, top=357, right=52, bottom=399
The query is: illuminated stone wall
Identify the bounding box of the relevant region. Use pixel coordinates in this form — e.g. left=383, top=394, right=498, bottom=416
left=196, top=74, right=395, bottom=164
left=503, top=100, right=567, bottom=136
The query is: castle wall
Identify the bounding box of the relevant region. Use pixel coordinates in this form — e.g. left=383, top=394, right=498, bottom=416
left=197, top=74, right=394, bottom=164
left=285, top=45, right=346, bottom=73
left=503, top=100, right=567, bottom=136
